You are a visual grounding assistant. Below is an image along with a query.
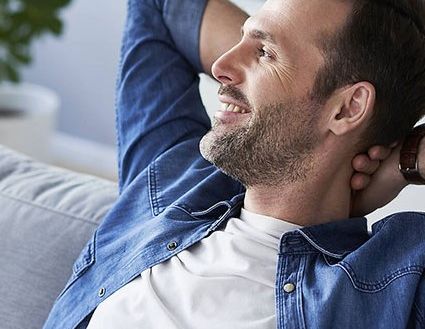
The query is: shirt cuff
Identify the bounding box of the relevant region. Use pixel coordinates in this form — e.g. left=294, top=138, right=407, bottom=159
left=162, top=0, right=209, bottom=73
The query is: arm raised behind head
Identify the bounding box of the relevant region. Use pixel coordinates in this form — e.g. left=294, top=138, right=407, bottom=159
left=116, top=0, right=247, bottom=192
left=349, top=126, right=425, bottom=217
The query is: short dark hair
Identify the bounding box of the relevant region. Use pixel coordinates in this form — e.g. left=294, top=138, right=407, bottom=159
left=312, top=0, right=425, bottom=148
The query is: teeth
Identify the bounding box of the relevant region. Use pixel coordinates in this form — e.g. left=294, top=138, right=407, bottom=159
left=227, top=104, right=235, bottom=112
left=221, top=103, right=249, bottom=113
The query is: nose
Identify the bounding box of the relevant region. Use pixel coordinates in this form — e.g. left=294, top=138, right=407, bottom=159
left=211, top=45, right=245, bottom=86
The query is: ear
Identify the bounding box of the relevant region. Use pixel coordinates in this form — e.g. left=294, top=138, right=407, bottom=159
left=328, top=82, right=376, bottom=136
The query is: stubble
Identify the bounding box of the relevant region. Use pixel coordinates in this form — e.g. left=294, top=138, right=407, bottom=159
left=200, top=97, right=320, bottom=188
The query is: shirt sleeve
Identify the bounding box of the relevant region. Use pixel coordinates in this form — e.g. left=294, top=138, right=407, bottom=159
left=116, top=0, right=211, bottom=193
left=161, top=0, right=208, bottom=73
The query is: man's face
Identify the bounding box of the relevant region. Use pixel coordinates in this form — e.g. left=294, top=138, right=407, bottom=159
left=200, top=0, right=351, bottom=187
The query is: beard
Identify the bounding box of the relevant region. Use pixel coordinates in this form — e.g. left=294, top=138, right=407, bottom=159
left=199, top=95, right=321, bottom=188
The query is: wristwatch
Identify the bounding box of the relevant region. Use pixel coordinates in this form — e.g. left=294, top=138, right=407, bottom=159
left=399, top=123, right=425, bottom=185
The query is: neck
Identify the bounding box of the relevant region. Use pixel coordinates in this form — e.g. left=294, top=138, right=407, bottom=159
left=243, top=153, right=355, bottom=227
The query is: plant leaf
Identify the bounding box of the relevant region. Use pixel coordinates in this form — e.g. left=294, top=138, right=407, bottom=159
left=4, top=60, right=20, bottom=82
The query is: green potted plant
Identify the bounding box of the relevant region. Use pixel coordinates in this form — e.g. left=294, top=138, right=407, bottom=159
left=0, top=0, right=71, bottom=160
left=0, top=0, right=72, bottom=82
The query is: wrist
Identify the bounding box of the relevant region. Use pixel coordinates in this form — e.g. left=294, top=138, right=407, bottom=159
left=395, top=145, right=410, bottom=189
left=399, top=124, right=425, bottom=185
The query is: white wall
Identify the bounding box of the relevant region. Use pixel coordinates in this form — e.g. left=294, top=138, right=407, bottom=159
left=21, top=0, right=425, bottom=221
left=22, top=0, right=127, bottom=145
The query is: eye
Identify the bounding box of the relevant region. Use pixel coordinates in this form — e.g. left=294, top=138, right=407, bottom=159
left=257, top=47, right=273, bottom=60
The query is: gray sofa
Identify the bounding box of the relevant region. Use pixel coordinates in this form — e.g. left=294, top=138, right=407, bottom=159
left=0, top=145, right=117, bottom=329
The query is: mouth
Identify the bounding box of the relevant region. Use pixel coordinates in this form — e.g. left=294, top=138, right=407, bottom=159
left=218, top=95, right=252, bottom=114
left=220, top=102, right=251, bottom=114
left=214, top=101, right=252, bottom=125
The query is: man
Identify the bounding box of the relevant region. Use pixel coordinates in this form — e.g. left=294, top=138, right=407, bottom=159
left=43, top=0, right=425, bottom=328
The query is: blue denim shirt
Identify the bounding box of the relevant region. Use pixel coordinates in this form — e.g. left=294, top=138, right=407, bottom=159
left=43, top=0, right=425, bottom=328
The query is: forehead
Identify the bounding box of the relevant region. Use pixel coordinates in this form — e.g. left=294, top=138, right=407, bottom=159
left=249, top=0, right=351, bottom=51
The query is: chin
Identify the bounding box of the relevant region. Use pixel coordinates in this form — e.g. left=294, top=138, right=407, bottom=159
left=199, top=131, right=214, bottom=163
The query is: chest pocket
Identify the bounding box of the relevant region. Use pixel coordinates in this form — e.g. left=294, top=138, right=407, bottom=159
left=326, top=213, right=425, bottom=293
left=337, top=214, right=425, bottom=293
left=336, top=258, right=423, bottom=293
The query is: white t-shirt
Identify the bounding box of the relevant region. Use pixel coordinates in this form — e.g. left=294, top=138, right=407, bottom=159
left=87, top=208, right=301, bottom=329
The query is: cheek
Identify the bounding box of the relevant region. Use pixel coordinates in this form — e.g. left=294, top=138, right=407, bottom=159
left=273, top=62, right=297, bottom=87
left=247, top=69, right=292, bottom=107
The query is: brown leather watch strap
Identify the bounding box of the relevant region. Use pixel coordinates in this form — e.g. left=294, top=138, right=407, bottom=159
left=399, top=123, right=425, bottom=185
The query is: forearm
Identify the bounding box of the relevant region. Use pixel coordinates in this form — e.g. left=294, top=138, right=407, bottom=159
left=385, top=133, right=425, bottom=191
left=116, top=0, right=212, bottom=191
left=200, top=0, right=249, bottom=76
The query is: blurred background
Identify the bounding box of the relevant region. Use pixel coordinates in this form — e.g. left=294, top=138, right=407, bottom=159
left=1, top=0, right=424, bottom=224
left=13, top=0, right=264, bottom=180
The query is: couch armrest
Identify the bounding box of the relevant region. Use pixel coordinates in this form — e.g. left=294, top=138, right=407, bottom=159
left=0, top=145, right=117, bottom=329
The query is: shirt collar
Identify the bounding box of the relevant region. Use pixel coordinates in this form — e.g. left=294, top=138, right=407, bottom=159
left=298, top=217, right=370, bottom=259
left=229, top=193, right=370, bottom=259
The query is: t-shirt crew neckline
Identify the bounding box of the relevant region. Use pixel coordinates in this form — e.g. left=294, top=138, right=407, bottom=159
left=239, top=207, right=302, bottom=240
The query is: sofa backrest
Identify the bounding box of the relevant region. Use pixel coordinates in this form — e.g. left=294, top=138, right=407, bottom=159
left=0, top=145, right=117, bottom=329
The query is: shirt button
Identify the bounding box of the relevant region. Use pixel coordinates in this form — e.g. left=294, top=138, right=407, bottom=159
left=167, top=241, right=178, bottom=251
left=283, top=283, right=296, bottom=293
left=98, top=287, right=106, bottom=297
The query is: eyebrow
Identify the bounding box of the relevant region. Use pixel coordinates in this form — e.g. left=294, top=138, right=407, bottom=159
left=240, top=26, right=278, bottom=45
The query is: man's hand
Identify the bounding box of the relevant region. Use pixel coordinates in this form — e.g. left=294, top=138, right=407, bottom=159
left=349, top=142, right=409, bottom=217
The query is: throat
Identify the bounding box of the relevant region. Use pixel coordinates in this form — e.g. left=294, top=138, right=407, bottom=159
left=243, top=175, right=353, bottom=227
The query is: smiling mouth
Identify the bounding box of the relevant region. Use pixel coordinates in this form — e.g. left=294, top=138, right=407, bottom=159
left=220, top=102, right=251, bottom=114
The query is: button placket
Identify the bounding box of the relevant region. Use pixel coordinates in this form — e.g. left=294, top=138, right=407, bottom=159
left=276, top=233, right=307, bottom=328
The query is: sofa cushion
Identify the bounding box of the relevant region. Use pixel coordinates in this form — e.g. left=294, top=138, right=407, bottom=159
left=0, top=145, right=117, bottom=329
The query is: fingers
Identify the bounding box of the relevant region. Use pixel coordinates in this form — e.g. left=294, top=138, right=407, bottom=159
left=351, top=173, right=371, bottom=190
left=351, top=142, right=400, bottom=191
left=352, top=154, right=380, bottom=175
left=353, top=143, right=397, bottom=174
left=368, top=142, right=399, bottom=160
